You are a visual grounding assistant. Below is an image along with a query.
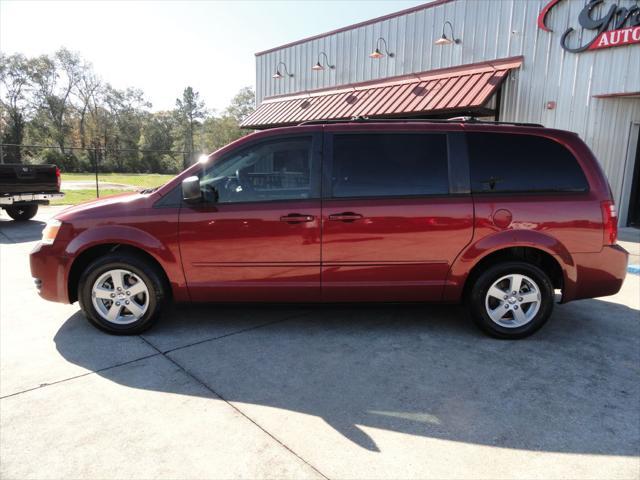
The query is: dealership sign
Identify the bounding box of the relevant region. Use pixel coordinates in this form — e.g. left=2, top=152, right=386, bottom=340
left=538, top=0, right=640, bottom=52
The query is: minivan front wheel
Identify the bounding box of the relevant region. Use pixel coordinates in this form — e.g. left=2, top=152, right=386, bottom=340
left=469, top=262, right=554, bottom=339
left=78, top=253, right=165, bottom=334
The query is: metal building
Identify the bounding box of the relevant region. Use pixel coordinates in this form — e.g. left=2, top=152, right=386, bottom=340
left=242, top=0, right=640, bottom=226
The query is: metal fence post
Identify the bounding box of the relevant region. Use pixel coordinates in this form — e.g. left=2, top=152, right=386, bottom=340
left=94, top=148, right=100, bottom=198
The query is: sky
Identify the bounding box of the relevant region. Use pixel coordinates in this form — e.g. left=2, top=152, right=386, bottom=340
left=1, top=0, right=426, bottom=113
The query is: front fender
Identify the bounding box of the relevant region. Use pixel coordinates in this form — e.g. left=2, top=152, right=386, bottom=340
left=64, top=224, right=188, bottom=302
left=443, top=229, right=577, bottom=302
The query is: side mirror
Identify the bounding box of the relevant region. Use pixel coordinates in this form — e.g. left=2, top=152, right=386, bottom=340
left=182, top=176, right=202, bottom=203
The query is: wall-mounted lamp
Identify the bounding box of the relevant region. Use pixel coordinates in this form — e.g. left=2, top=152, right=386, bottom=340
left=272, top=61, right=294, bottom=79
left=434, top=21, right=461, bottom=45
left=369, top=37, right=394, bottom=59
left=311, top=51, right=335, bottom=71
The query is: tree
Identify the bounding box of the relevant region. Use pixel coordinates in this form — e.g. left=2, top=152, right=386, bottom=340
left=73, top=63, right=101, bottom=150
left=225, top=86, right=255, bottom=124
left=0, top=53, right=37, bottom=163
left=101, top=85, right=150, bottom=172
left=139, top=111, right=176, bottom=172
left=31, top=48, right=83, bottom=154
left=200, top=115, right=244, bottom=153
left=197, top=86, right=255, bottom=154
left=175, top=86, right=205, bottom=167
left=0, top=49, right=255, bottom=173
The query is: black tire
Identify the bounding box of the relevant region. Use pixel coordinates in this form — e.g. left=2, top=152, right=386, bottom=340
left=468, top=261, right=554, bottom=339
left=78, top=252, right=166, bottom=334
left=5, top=204, right=38, bottom=221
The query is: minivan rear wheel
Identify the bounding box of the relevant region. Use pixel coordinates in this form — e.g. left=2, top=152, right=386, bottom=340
left=78, top=253, right=165, bottom=334
left=468, top=261, right=554, bottom=339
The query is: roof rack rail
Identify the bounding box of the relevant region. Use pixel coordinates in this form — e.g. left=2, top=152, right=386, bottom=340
left=297, top=116, right=544, bottom=128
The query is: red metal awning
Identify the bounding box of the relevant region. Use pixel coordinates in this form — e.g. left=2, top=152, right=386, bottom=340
left=241, top=56, right=523, bottom=129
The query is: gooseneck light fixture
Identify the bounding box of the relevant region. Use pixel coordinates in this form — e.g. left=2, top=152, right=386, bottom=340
left=435, top=21, right=461, bottom=45
left=312, top=51, right=335, bottom=71
left=369, top=37, right=395, bottom=59
left=272, top=62, right=294, bottom=79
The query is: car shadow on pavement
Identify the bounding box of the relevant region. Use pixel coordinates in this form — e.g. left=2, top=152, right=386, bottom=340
left=54, top=300, right=639, bottom=456
left=0, top=218, right=46, bottom=244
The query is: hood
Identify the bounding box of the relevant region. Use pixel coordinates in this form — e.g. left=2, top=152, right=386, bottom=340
left=55, top=191, right=154, bottom=222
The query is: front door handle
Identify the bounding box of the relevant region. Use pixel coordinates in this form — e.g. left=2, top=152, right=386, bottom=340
left=328, top=212, right=363, bottom=222
left=280, top=213, right=315, bottom=224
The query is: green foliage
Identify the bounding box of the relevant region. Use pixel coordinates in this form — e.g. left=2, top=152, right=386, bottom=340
left=61, top=172, right=173, bottom=188
left=39, top=149, right=84, bottom=172
left=139, top=111, right=176, bottom=172
left=175, top=86, right=206, bottom=167
left=225, top=86, right=255, bottom=123
left=197, top=89, right=255, bottom=154
left=50, top=189, right=127, bottom=206
left=0, top=49, right=256, bottom=173
left=201, top=115, right=247, bottom=153
left=30, top=48, right=84, bottom=154
left=0, top=52, right=40, bottom=163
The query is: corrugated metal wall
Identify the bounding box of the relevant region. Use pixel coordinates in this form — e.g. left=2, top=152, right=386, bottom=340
left=255, top=0, right=640, bottom=221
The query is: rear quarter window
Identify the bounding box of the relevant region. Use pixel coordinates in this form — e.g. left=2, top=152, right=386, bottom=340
left=467, top=132, right=588, bottom=194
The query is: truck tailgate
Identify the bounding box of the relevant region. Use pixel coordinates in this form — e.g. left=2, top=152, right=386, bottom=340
left=0, top=164, right=60, bottom=194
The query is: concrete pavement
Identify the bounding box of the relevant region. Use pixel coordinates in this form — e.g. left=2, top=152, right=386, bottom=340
left=620, top=227, right=640, bottom=267
left=1, top=206, right=639, bottom=479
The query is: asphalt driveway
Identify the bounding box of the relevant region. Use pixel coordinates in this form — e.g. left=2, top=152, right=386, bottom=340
left=1, top=206, right=639, bottom=479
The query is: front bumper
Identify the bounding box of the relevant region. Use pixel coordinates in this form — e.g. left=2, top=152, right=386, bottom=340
left=30, top=242, right=72, bottom=304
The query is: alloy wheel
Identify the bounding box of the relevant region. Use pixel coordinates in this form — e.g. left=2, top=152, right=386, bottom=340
left=91, top=269, right=149, bottom=324
left=484, top=273, right=541, bottom=328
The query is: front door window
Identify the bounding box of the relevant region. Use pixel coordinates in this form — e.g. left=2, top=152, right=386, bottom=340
left=200, top=137, right=316, bottom=204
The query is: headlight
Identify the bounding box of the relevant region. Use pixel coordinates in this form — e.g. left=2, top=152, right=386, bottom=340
left=41, top=219, right=62, bottom=245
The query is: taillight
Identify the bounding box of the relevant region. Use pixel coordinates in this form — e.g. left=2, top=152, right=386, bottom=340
left=601, top=200, right=618, bottom=245
left=55, top=167, right=61, bottom=191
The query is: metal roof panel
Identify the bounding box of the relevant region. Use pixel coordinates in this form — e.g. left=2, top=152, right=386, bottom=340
left=241, top=57, right=522, bottom=129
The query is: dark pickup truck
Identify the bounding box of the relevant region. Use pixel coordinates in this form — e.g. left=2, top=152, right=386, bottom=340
left=0, top=164, right=64, bottom=221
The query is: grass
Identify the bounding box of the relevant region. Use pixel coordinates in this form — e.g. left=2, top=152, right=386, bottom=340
left=54, top=173, right=176, bottom=205
left=51, top=189, right=128, bottom=206
left=62, top=173, right=175, bottom=188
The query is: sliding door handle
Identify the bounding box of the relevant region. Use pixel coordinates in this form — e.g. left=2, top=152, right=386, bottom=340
left=328, top=212, right=363, bottom=222
left=280, top=213, right=315, bottom=223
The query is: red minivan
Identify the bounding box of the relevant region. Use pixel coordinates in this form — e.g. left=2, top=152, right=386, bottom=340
left=30, top=119, right=628, bottom=339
